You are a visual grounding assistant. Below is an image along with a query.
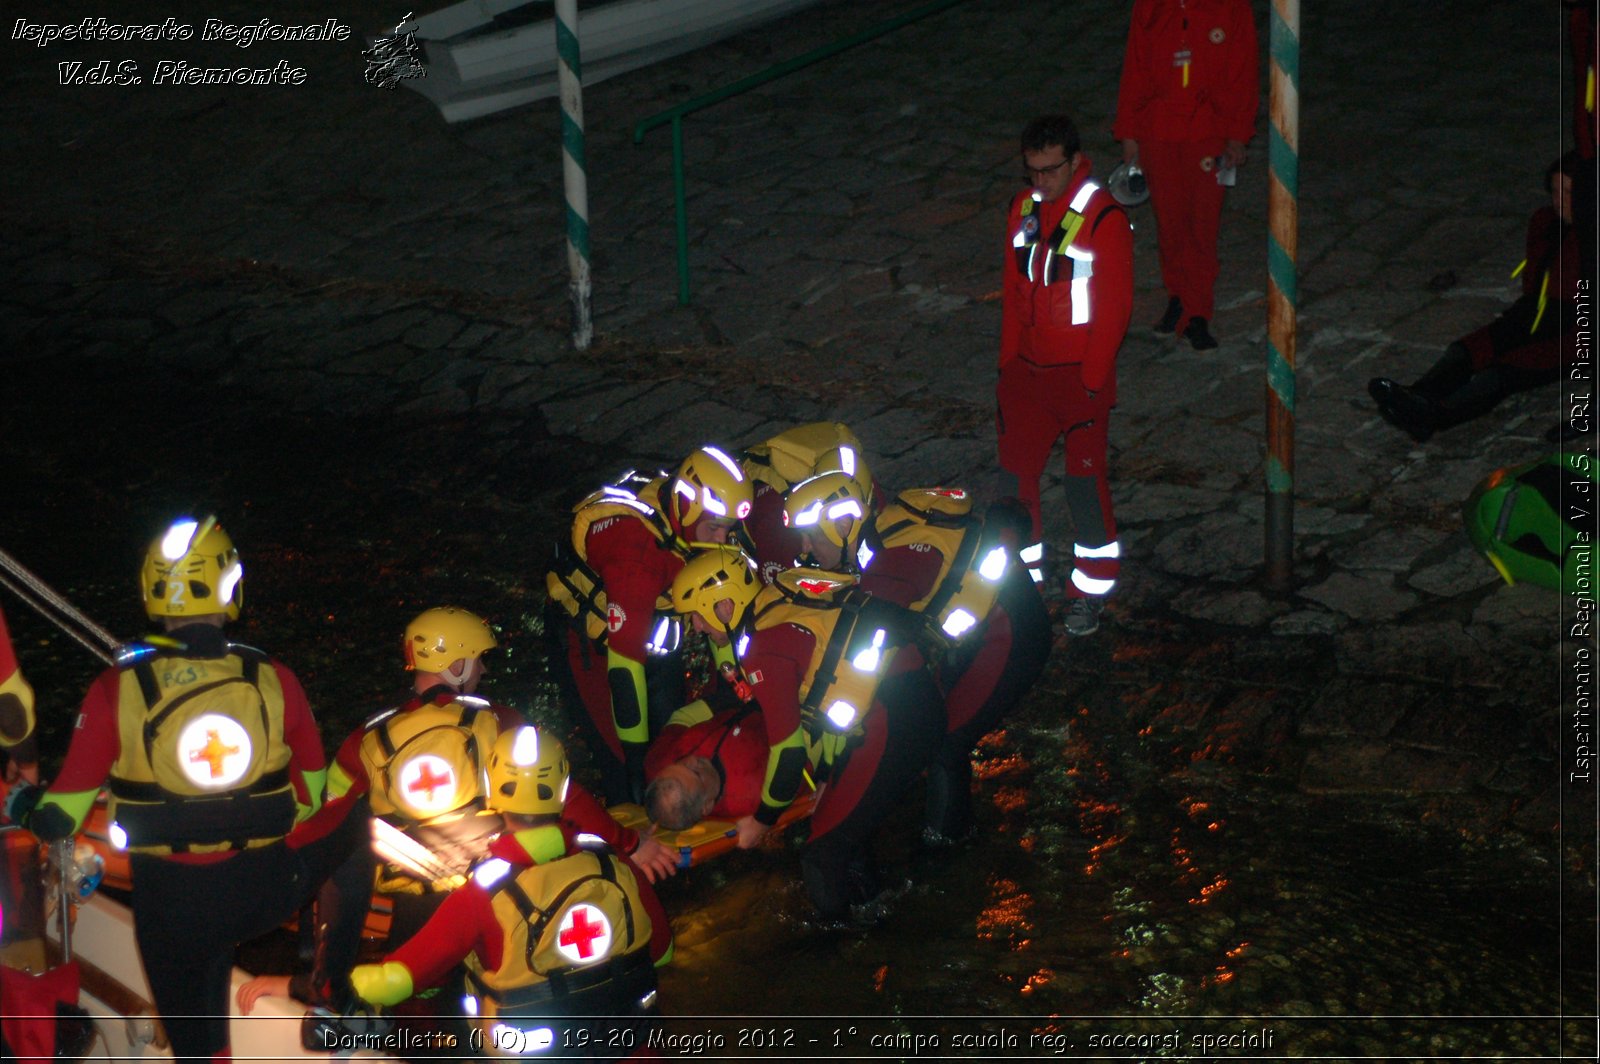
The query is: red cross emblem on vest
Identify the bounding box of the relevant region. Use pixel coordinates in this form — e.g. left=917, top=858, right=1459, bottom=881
left=407, top=760, right=454, bottom=801
left=606, top=603, right=627, bottom=634
left=557, top=903, right=612, bottom=961
left=190, top=730, right=240, bottom=779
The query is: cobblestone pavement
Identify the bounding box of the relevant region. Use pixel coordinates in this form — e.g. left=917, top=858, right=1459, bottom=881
left=1, top=0, right=1591, bottom=834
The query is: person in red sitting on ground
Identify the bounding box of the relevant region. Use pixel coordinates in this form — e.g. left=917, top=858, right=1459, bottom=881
left=349, top=727, right=670, bottom=1062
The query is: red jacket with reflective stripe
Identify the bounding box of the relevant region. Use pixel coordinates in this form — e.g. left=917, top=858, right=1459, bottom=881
left=1000, top=159, right=1133, bottom=392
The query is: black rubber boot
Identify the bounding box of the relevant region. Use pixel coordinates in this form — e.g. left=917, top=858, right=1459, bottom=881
left=1410, top=342, right=1474, bottom=399
left=1153, top=296, right=1183, bottom=334
left=1431, top=366, right=1511, bottom=433
left=800, top=837, right=854, bottom=921
left=923, top=758, right=974, bottom=844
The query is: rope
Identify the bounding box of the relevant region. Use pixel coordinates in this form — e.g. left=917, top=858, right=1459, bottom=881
left=0, top=546, right=120, bottom=666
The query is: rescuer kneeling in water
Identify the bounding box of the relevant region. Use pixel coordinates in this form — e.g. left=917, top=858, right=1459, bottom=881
left=781, top=472, right=1052, bottom=844
left=5, top=516, right=367, bottom=1063
left=349, top=727, right=671, bottom=1060
left=667, top=547, right=945, bottom=919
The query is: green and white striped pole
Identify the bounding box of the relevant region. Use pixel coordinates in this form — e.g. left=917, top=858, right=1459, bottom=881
left=1265, top=0, right=1300, bottom=591
left=555, top=0, right=591, bottom=349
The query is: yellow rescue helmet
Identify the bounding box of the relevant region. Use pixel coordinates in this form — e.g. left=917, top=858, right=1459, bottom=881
left=668, top=546, right=762, bottom=633
left=485, top=725, right=570, bottom=817
left=783, top=471, right=870, bottom=551
left=668, top=446, right=753, bottom=540
left=141, top=516, right=243, bottom=621
left=404, top=607, right=497, bottom=674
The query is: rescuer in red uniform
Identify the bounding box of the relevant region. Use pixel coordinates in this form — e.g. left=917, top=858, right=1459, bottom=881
left=998, top=113, right=1134, bottom=635
left=782, top=472, right=1051, bottom=841
left=545, top=446, right=754, bottom=804
left=6, top=516, right=366, bottom=1063
left=349, top=728, right=671, bottom=1061
left=1368, top=154, right=1587, bottom=441
left=282, top=608, right=676, bottom=1021
left=1114, top=0, right=1259, bottom=349
left=668, top=547, right=944, bottom=919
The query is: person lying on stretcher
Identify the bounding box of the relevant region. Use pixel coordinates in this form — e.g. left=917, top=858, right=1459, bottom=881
left=643, top=700, right=812, bottom=831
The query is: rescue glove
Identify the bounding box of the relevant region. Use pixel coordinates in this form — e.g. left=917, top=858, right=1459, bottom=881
left=350, top=961, right=414, bottom=1008
left=2, top=778, right=43, bottom=826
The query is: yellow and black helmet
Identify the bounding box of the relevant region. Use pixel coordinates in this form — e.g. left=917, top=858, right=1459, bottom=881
left=668, top=446, right=754, bottom=540
left=485, top=725, right=570, bottom=817
left=404, top=607, right=497, bottom=673
left=668, top=546, right=762, bottom=633
left=140, top=516, right=243, bottom=620
left=783, top=471, right=870, bottom=551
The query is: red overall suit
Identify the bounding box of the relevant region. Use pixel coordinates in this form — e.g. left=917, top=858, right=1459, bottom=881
left=998, top=156, right=1133, bottom=599
left=1114, top=0, right=1259, bottom=334
left=857, top=533, right=1051, bottom=839
left=644, top=703, right=773, bottom=820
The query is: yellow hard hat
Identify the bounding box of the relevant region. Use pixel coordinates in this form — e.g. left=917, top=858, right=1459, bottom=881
left=668, top=546, right=762, bottom=633
left=485, top=725, right=570, bottom=817
left=140, top=516, right=243, bottom=620
left=783, top=471, right=869, bottom=551
left=404, top=607, right=497, bottom=673
left=668, top=446, right=753, bottom=540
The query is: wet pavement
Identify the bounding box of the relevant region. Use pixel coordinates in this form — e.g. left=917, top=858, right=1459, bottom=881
left=2, top=0, right=1595, bottom=1057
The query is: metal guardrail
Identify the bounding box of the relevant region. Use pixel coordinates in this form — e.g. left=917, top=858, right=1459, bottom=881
left=633, top=0, right=969, bottom=305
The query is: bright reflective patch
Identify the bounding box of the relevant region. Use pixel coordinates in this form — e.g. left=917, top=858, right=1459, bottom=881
left=826, top=700, right=857, bottom=729
left=473, top=858, right=512, bottom=888
left=979, top=546, right=1008, bottom=581
left=179, top=713, right=253, bottom=788
left=160, top=520, right=199, bottom=561
left=942, top=609, right=977, bottom=638
left=851, top=628, right=886, bottom=672
left=556, top=903, right=613, bottom=964
left=399, top=754, right=458, bottom=814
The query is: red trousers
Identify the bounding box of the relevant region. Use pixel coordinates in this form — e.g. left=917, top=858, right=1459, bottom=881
left=996, top=359, right=1119, bottom=596
left=1141, top=138, right=1229, bottom=330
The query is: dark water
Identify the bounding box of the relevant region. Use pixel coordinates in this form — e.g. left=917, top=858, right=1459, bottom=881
left=3, top=359, right=1593, bottom=1060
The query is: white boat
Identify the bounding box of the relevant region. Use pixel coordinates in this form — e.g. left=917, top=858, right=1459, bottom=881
left=1, top=833, right=394, bottom=1063
left=398, top=0, right=825, bottom=122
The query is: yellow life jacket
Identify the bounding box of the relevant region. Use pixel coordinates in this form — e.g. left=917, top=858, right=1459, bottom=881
left=358, top=692, right=504, bottom=892
left=740, top=421, right=860, bottom=493
left=466, top=830, right=657, bottom=1049
left=864, top=487, right=1012, bottom=641
left=545, top=471, right=682, bottom=643
left=748, top=569, right=905, bottom=740
left=106, top=645, right=294, bottom=855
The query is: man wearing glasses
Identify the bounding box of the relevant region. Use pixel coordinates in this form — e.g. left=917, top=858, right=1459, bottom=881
left=997, top=114, right=1133, bottom=636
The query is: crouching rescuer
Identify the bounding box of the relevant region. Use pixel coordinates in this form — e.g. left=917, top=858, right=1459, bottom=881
left=667, top=547, right=945, bottom=919
left=349, top=726, right=670, bottom=1059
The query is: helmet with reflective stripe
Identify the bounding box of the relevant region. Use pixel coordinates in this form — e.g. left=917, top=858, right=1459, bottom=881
left=783, top=472, right=869, bottom=551
left=668, top=446, right=754, bottom=541
left=811, top=443, right=875, bottom=509
left=404, top=607, right=497, bottom=678
left=141, top=516, right=243, bottom=620
left=668, top=546, right=761, bottom=634
left=485, top=725, right=570, bottom=817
